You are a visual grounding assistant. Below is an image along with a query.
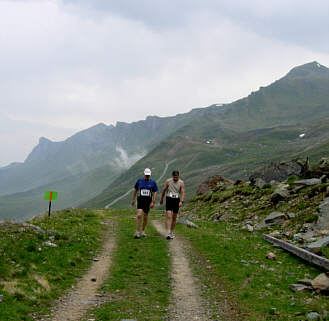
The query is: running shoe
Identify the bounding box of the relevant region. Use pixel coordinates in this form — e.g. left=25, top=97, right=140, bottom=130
left=170, top=233, right=175, bottom=239
left=166, top=234, right=171, bottom=240
left=141, top=231, right=147, bottom=237
left=134, top=232, right=140, bottom=239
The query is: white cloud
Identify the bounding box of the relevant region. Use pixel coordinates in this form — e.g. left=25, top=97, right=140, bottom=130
left=0, top=0, right=329, bottom=166
left=113, top=146, right=145, bottom=170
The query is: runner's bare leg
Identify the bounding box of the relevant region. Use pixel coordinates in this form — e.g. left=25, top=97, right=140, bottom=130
left=136, top=209, right=143, bottom=232
left=170, top=213, right=178, bottom=232
left=142, top=212, right=148, bottom=231
left=166, top=210, right=173, bottom=233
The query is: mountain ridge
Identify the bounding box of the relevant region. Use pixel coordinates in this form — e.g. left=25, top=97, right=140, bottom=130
left=2, top=61, right=329, bottom=219
left=82, top=61, right=329, bottom=209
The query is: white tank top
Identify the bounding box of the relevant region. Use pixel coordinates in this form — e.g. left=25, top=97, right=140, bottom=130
left=166, top=178, right=182, bottom=198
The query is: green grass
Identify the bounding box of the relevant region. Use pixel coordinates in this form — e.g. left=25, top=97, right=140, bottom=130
left=0, top=209, right=110, bottom=321
left=84, top=212, right=171, bottom=321
left=176, top=221, right=329, bottom=320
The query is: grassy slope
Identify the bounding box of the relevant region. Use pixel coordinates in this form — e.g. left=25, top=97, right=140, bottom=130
left=175, top=180, right=329, bottom=320
left=177, top=222, right=328, bottom=320
left=0, top=208, right=110, bottom=321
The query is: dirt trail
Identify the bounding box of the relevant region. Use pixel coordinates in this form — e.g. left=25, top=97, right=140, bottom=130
left=152, top=220, right=208, bottom=321
left=42, top=220, right=116, bottom=321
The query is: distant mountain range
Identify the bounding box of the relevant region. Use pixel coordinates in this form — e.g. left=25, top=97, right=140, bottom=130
left=0, top=104, right=207, bottom=219
left=1, top=61, right=329, bottom=220
left=82, top=61, right=329, bottom=209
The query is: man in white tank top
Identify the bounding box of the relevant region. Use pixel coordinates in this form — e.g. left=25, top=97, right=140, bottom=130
left=159, top=170, right=185, bottom=239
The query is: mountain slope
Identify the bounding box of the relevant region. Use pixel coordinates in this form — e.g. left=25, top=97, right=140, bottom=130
left=0, top=105, right=210, bottom=219
left=83, top=61, right=329, bottom=208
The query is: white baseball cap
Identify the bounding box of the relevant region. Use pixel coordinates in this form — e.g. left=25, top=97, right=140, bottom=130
left=144, top=168, right=152, bottom=176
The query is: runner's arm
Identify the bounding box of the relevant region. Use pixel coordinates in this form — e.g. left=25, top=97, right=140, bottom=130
left=131, top=188, right=137, bottom=206
left=150, top=191, right=157, bottom=208
left=179, top=181, right=185, bottom=206
left=160, top=181, right=169, bottom=204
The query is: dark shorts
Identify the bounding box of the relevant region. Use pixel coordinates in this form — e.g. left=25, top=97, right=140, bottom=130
left=166, top=196, right=180, bottom=214
left=137, top=196, right=152, bottom=214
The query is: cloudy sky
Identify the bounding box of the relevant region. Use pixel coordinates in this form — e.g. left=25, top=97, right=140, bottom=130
left=1, top=0, right=329, bottom=166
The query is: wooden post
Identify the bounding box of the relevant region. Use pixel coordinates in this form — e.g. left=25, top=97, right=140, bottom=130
left=263, top=234, right=329, bottom=270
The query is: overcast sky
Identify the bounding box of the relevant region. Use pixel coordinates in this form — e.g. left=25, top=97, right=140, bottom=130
left=1, top=0, right=329, bottom=166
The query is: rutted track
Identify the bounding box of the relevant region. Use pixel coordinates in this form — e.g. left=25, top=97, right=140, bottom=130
left=152, top=220, right=208, bottom=321
left=41, top=220, right=116, bottom=321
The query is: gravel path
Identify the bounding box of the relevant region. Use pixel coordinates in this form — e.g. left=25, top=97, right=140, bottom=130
left=40, top=220, right=116, bottom=321
left=152, top=220, right=209, bottom=321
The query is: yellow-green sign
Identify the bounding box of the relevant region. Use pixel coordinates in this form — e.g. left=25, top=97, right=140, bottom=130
left=44, top=190, right=58, bottom=201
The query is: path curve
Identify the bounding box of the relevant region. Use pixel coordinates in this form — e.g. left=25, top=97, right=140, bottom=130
left=152, top=220, right=208, bottom=321
left=42, top=220, right=116, bottom=321
left=105, top=159, right=176, bottom=208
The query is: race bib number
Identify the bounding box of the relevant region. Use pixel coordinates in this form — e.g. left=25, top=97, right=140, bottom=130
left=141, top=189, right=150, bottom=196
left=169, top=192, right=179, bottom=198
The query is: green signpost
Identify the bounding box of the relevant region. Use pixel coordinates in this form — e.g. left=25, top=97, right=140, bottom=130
left=44, top=190, right=58, bottom=217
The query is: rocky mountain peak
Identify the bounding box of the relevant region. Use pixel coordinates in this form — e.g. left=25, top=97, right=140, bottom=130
left=285, top=61, right=329, bottom=79
left=38, top=137, right=53, bottom=145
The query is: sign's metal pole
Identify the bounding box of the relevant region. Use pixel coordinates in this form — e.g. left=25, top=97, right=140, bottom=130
left=48, top=201, right=52, bottom=217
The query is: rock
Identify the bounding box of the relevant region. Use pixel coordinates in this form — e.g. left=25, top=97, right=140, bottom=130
left=316, top=197, right=329, bottom=230
left=265, top=212, right=286, bottom=225
left=289, top=284, right=312, bottom=293
left=293, top=178, right=322, bottom=186
left=210, top=213, right=223, bottom=221
left=254, top=178, right=266, bottom=188
left=302, top=223, right=314, bottom=232
left=266, top=252, right=277, bottom=260
left=234, top=179, right=244, bottom=186
left=306, top=236, right=329, bottom=253
left=196, top=175, right=233, bottom=195
left=311, top=273, right=329, bottom=291
left=318, top=230, right=329, bottom=236
left=177, top=218, right=198, bottom=228
left=249, top=158, right=310, bottom=183
left=293, top=233, right=304, bottom=243
left=22, top=223, right=46, bottom=234
left=270, top=184, right=289, bottom=204
left=287, top=213, right=296, bottom=219
left=43, top=241, right=57, bottom=247
left=310, top=157, right=329, bottom=177
left=93, top=258, right=100, bottom=262
left=306, top=312, right=321, bottom=320
left=246, top=224, right=254, bottom=232
left=320, top=175, right=327, bottom=183
left=298, top=279, right=313, bottom=286
left=293, top=230, right=317, bottom=244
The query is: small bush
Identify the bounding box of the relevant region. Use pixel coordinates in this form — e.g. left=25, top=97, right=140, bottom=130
left=287, top=176, right=299, bottom=184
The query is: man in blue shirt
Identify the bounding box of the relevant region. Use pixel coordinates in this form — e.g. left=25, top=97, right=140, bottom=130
left=131, top=168, right=158, bottom=238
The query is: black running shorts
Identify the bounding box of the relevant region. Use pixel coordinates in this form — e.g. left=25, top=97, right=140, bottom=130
left=166, top=196, right=180, bottom=214
left=137, top=196, right=152, bottom=214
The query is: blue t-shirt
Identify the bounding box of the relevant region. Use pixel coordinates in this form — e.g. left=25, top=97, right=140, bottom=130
left=134, top=178, right=158, bottom=197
